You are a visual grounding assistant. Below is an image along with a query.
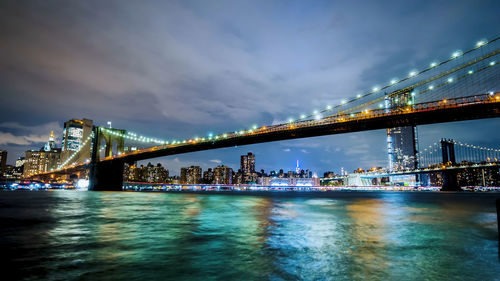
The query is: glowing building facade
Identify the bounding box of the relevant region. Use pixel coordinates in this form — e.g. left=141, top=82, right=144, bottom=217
left=23, top=132, right=61, bottom=177
left=61, top=119, right=93, bottom=165
left=385, top=89, right=418, bottom=172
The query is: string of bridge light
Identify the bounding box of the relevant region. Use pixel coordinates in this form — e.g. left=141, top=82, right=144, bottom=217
left=55, top=133, right=93, bottom=170
left=115, top=54, right=497, bottom=151
left=206, top=57, right=498, bottom=143
left=115, top=56, right=497, bottom=151
left=452, top=141, right=500, bottom=152
left=101, top=38, right=499, bottom=149
left=284, top=37, right=499, bottom=123
left=100, top=128, right=169, bottom=145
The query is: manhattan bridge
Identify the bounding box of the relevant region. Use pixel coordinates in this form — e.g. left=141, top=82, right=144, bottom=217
left=29, top=37, right=500, bottom=191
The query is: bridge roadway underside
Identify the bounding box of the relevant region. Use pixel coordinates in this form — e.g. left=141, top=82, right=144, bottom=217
left=92, top=102, right=500, bottom=191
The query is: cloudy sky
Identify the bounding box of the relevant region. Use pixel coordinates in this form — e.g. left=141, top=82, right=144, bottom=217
left=0, top=0, right=499, bottom=175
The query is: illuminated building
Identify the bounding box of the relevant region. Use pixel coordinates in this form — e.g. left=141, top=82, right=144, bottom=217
left=0, top=150, right=7, bottom=176
left=23, top=132, right=62, bottom=177
left=180, top=166, right=202, bottom=184
left=240, top=152, right=255, bottom=174
left=214, top=165, right=233, bottom=184
left=61, top=118, right=93, bottom=165
left=203, top=168, right=214, bottom=183
left=260, top=177, right=320, bottom=187
left=385, top=89, right=418, bottom=171
left=15, top=157, right=25, bottom=168
left=126, top=162, right=169, bottom=183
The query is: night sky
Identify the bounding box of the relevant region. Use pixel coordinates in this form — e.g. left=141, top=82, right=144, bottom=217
left=0, top=0, right=499, bottom=175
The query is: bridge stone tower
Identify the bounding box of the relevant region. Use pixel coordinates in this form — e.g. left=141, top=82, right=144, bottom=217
left=440, top=139, right=460, bottom=191
left=88, top=126, right=127, bottom=191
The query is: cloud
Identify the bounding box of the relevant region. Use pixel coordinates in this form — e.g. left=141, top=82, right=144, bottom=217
left=283, top=148, right=291, bottom=152
left=300, top=149, right=309, bottom=154
left=0, top=121, right=62, bottom=146
left=0, top=132, right=31, bottom=145
left=210, top=159, right=222, bottom=164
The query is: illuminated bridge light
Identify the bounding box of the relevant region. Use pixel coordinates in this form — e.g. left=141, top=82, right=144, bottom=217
left=252, top=125, right=257, bottom=130
left=356, top=94, right=361, bottom=98
left=468, top=70, right=473, bottom=74
left=411, top=92, right=416, bottom=96
left=430, top=62, right=438, bottom=68
left=326, top=105, right=332, bottom=110
left=379, top=103, right=383, bottom=108
left=300, top=114, right=306, bottom=119
left=372, top=87, right=379, bottom=92
left=313, top=110, right=318, bottom=114
left=390, top=79, right=397, bottom=85
left=476, top=40, right=486, bottom=47
left=490, top=61, right=496, bottom=66
left=489, top=91, right=494, bottom=95
left=447, top=78, right=453, bottom=83
left=288, top=118, right=294, bottom=123
left=409, top=71, right=417, bottom=77
left=451, top=50, right=462, bottom=58
left=428, top=85, right=434, bottom=90
left=341, top=100, right=346, bottom=104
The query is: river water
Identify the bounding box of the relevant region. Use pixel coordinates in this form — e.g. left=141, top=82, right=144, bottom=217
left=0, top=191, right=499, bottom=280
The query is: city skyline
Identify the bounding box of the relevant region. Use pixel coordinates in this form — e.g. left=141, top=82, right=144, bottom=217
left=0, top=0, right=499, bottom=174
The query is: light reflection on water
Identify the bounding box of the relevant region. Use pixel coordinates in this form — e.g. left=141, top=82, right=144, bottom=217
left=0, top=191, right=498, bottom=280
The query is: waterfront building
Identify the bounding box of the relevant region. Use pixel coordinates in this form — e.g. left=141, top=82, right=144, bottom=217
left=15, top=157, right=25, bottom=168
left=180, top=166, right=202, bottom=184
left=61, top=118, right=93, bottom=166
left=214, top=165, right=233, bottom=184
left=0, top=150, right=6, bottom=176
left=126, top=162, right=169, bottom=183
left=203, top=168, right=214, bottom=184
left=260, top=176, right=320, bottom=187
left=323, top=171, right=337, bottom=178
left=23, top=149, right=61, bottom=177
left=23, top=132, right=61, bottom=177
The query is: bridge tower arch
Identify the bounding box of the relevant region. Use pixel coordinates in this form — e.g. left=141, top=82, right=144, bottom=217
left=89, top=126, right=127, bottom=191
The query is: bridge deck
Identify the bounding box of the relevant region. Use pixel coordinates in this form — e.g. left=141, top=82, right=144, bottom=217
left=103, top=93, right=500, bottom=163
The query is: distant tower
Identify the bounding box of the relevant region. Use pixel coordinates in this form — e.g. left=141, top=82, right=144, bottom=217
left=44, top=130, right=56, bottom=151
left=295, top=160, right=301, bottom=174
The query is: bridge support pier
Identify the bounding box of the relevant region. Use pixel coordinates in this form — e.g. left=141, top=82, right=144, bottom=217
left=441, top=170, right=461, bottom=191
left=88, top=159, right=124, bottom=191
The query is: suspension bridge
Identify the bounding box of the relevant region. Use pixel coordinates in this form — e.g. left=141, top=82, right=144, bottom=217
left=28, top=37, right=500, bottom=191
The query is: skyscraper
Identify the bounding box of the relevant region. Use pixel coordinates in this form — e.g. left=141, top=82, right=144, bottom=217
left=240, top=152, right=255, bottom=174
left=61, top=119, right=93, bottom=165
left=385, top=89, right=418, bottom=171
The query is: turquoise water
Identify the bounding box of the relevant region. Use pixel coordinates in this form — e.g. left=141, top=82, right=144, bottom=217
left=0, top=191, right=499, bottom=280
